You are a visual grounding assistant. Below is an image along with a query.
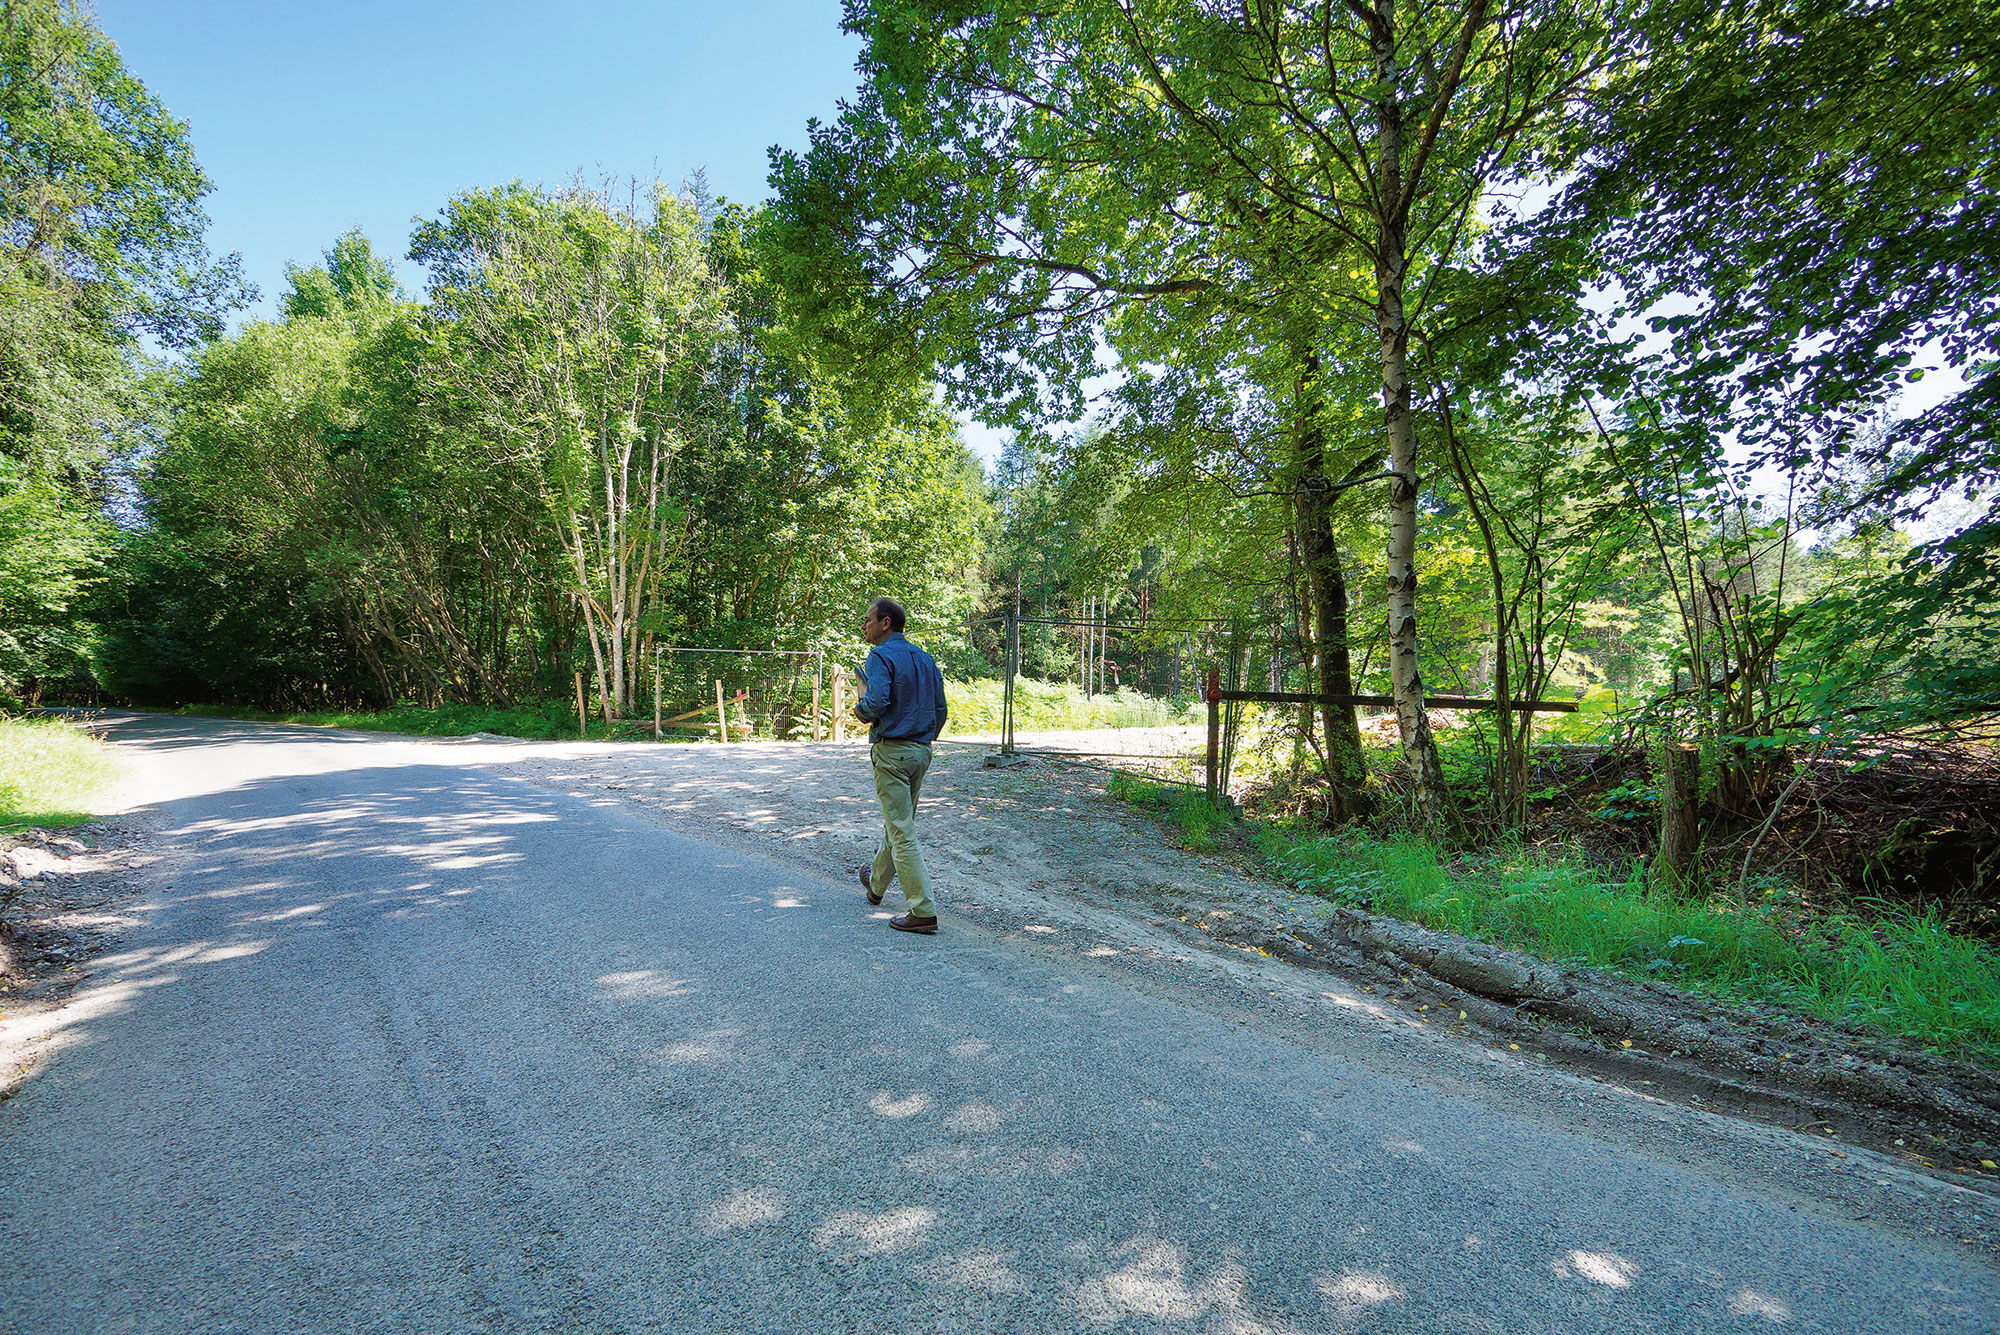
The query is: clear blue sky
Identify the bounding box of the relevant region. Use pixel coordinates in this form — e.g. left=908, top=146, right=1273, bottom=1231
left=96, top=1, right=863, bottom=322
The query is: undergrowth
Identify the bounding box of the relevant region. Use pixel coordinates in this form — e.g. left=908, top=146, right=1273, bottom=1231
left=0, top=714, right=121, bottom=829
left=1107, top=774, right=2000, bottom=1063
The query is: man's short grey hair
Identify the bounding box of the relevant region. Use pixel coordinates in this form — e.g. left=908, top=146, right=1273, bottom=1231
left=869, top=597, right=907, bottom=632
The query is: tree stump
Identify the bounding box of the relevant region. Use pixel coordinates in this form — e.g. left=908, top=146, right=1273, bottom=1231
left=1652, top=742, right=1701, bottom=894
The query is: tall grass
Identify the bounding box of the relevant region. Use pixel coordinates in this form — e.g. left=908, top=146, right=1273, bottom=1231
left=1101, top=772, right=2000, bottom=1061
left=0, top=715, right=120, bottom=830
left=945, top=679, right=1197, bottom=733
left=1251, top=825, right=2000, bottom=1062
left=1104, top=771, right=1232, bottom=849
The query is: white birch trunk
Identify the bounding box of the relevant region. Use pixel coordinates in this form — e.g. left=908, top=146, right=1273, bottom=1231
left=1370, top=1, right=1449, bottom=828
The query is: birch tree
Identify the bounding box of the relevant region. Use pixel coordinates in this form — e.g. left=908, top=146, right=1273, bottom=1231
left=413, top=184, right=725, bottom=717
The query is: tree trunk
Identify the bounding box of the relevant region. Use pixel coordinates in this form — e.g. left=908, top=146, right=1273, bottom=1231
left=1442, top=408, right=1519, bottom=826
left=1293, top=347, right=1375, bottom=823
left=1653, top=743, right=1701, bottom=894
left=1370, top=9, right=1448, bottom=831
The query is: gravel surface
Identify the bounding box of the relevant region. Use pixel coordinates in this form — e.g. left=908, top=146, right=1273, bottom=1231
left=507, top=733, right=2000, bottom=1170
left=2, top=713, right=1996, bottom=1333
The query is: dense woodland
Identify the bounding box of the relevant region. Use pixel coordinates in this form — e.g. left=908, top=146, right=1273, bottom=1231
left=4, top=1, right=1996, bottom=907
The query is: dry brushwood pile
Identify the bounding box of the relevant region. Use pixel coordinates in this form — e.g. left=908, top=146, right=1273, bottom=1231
left=1522, top=730, right=2000, bottom=934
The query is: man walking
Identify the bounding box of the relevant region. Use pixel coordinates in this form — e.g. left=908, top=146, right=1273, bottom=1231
left=854, top=597, right=948, bottom=934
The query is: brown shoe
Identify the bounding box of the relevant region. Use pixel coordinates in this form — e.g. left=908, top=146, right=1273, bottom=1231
left=859, top=866, right=883, bottom=906
left=890, top=914, right=938, bottom=935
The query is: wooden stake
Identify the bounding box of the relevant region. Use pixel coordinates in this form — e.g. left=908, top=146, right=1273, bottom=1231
left=812, top=670, right=822, bottom=743
left=653, top=659, right=661, bottom=740
left=831, top=669, right=844, bottom=742
left=575, top=671, right=588, bottom=738
left=716, top=679, right=729, bottom=744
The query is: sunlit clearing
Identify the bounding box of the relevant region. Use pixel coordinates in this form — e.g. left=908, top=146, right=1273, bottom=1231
left=1729, top=1288, right=1790, bottom=1321
left=702, top=1188, right=785, bottom=1235
left=812, top=1206, right=937, bottom=1255
left=1557, top=1251, right=1637, bottom=1288
left=595, top=970, right=694, bottom=999
left=942, top=1249, right=1028, bottom=1294
left=869, top=1091, right=932, bottom=1118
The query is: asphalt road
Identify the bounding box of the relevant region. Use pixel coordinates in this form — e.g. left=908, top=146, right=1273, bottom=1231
left=2, top=712, right=1996, bottom=1333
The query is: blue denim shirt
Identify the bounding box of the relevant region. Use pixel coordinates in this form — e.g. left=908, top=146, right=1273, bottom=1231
left=855, top=632, right=947, bottom=743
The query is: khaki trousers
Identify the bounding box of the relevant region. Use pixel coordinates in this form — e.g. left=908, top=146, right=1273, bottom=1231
left=868, top=740, right=935, bottom=919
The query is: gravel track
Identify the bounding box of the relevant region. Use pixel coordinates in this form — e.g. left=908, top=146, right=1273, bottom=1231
left=1, top=712, right=1995, bottom=1333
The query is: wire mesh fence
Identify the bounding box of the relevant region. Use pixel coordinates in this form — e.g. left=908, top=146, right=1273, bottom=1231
left=651, top=647, right=833, bottom=742
left=969, top=612, right=1316, bottom=796
left=640, top=615, right=1576, bottom=813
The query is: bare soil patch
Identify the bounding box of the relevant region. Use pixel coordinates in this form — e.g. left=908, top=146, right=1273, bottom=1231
left=506, top=735, right=2000, bottom=1190
left=0, top=822, right=154, bottom=1098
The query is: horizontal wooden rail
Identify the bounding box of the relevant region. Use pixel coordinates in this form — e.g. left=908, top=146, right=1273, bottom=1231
left=1212, top=689, right=1576, bottom=713
left=1201, top=674, right=1582, bottom=812
left=659, top=690, right=747, bottom=726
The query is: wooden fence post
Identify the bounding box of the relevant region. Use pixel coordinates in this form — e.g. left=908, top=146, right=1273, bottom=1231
left=1205, top=666, right=1221, bottom=808
left=1653, top=742, right=1701, bottom=893
left=574, top=672, right=588, bottom=739
left=812, top=668, right=822, bottom=743
left=653, top=659, right=661, bottom=740
left=716, top=679, right=729, bottom=745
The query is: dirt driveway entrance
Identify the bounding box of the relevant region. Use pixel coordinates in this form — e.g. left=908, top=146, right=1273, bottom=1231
left=498, top=732, right=2000, bottom=1206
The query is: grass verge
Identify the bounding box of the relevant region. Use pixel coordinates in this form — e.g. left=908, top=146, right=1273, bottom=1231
left=1107, top=774, right=2000, bottom=1063
left=1105, top=771, right=1233, bottom=850
left=0, top=715, right=121, bottom=830
left=173, top=700, right=603, bottom=740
